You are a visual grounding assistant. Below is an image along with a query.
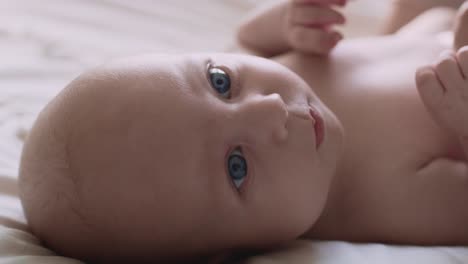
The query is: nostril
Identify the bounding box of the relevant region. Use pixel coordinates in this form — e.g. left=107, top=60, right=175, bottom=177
left=282, top=103, right=289, bottom=120
left=261, top=93, right=289, bottom=143
left=287, top=105, right=310, bottom=120
left=269, top=93, right=288, bottom=115
left=274, top=126, right=289, bottom=143
left=268, top=93, right=282, bottom=102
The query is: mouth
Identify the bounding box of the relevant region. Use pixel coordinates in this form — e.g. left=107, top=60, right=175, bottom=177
left=309, top=105, right=325, bottom=149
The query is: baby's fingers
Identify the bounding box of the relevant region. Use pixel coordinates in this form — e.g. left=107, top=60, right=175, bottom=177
left=285, top=3, right=345, bottom=54
left=416, top=66, right=444, bottom=111
left=415, top=66, right=457, bottom=134
left=457, top=46, right=468, bottom=78
left=289, top=5, right=345, bottom=26
left=434, top=51, right=465, bottom=93
left=289, top=27, right=342, bottom=54
left=416, top=48, right=468, bottom=137
left=293, top=0, right=346, bottom=6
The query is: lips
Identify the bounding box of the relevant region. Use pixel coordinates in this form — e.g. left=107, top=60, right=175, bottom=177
left=309, top=106, right=324, bottom=149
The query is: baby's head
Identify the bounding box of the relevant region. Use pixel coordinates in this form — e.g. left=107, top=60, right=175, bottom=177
left=18, top=53, right=344, bottom=263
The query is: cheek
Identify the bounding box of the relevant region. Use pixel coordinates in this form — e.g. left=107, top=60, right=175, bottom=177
left=243, top=62, right=307, bottom=103
left=272, top=73, right=308, bottom=103
left=281, top=160, right=327, bottom=221
left=248, top=160, right=326, bottom=242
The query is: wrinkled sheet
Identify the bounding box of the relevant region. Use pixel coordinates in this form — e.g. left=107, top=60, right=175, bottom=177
left=1, top=0, right=468, bottom=263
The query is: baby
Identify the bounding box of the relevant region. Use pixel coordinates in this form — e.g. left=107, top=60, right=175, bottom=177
left=18, top=0, right=468, bottom=263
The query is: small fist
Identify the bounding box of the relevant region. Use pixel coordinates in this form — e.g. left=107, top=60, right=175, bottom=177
left=284, top=0, right=346, bottom=55
left=416, top=46, right=468, bottom=138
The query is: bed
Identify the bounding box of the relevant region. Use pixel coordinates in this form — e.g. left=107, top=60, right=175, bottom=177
left=1, top=0, right=468, bottom=263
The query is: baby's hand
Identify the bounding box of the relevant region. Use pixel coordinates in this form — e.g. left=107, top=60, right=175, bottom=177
left=284, top=0, right=346, bottom=55
left=416, top=46, right=468, bottom=138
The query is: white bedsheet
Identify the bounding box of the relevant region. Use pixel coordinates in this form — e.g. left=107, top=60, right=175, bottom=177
left=1, top=0, right=468, bottom=263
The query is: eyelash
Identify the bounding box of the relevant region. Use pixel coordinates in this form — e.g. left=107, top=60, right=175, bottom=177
left=225, top=145, right=251, bottom=194
left=206, top=62, right=239, bottom=99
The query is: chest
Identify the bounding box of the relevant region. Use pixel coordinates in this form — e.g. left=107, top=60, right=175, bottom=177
left=279, top=36, right=463, bottom=181
left=278, top=35, right=467, bottom=241
left=330, top=82, right=462, bottom=181
left=277, top=36, right=468, bottom=241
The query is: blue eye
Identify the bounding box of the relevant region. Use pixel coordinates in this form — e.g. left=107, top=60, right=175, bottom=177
left=227, top=147, right=247, bottom=190
left=208, top=67, right=231, bottom=99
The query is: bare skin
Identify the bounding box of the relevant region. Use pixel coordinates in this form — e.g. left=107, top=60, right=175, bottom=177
left=238, top=0, right=468, bottom=244
left=19, top=53, right=345, bottom=263
left=275, top=3, right=468, bottom=244
left=17, top=0, right=468, bottom=263
left=381, top=0, right=465, bottom=34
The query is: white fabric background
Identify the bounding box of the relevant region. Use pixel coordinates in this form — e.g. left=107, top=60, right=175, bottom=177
left=1, top=0, right=468, bottom=263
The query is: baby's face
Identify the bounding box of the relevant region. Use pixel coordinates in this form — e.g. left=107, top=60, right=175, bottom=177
left=67, top=53, right=344, bottom=259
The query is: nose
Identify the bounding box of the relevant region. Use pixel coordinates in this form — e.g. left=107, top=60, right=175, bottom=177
left=235, top=93, right=288, bottom=144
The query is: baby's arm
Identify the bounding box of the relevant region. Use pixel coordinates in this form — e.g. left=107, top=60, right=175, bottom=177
left=236, top=0, right=346, bottom=57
